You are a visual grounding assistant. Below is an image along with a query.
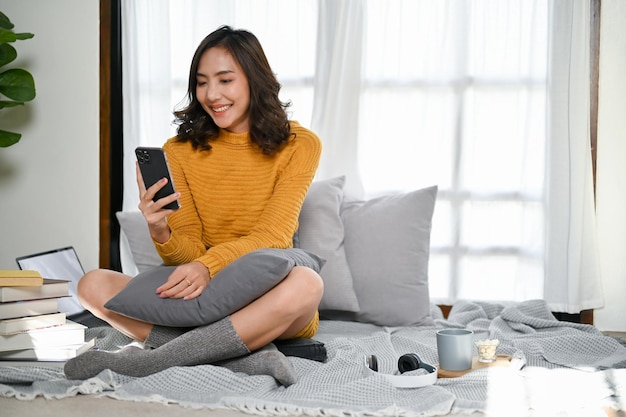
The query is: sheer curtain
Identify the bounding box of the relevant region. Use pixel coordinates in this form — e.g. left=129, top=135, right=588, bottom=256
left=121, top=0, right=172, bottom=212
left=544, top=0, right=603, bottom=312
left=311, top=0, right=365, bottom=196
left=121, top=0, right=603, bottom=312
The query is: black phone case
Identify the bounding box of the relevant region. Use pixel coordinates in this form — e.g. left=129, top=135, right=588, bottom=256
left=135, top=147, right=180, bottom=210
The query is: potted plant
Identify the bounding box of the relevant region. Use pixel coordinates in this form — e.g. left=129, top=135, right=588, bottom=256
left=0, top=11, right=35, bottom=147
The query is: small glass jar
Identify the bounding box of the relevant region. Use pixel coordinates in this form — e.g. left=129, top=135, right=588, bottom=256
left=475, top=339, right=500, bottom=363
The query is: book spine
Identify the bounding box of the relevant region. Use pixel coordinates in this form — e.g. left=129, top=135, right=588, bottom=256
left=0, top=270, right=42, bottom=278
left=0, top=281, right=69, bottom=302
left=0, top=298, right=59, bottom=320
left=0, top=338, right=95, bottom=361
left=0, top=312, right=67, bottom=335
left=0, top=322, right=86, bottom=351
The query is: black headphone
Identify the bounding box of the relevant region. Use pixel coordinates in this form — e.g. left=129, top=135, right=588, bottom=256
left=365, top=353, right=437, bottom=388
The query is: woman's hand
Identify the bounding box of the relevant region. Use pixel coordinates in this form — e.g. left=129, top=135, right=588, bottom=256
left=136, top=162, right=180, bottom=244
left=156, top=261, right=210, bottom=300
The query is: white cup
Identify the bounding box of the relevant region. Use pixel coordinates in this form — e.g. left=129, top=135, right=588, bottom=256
left=436, top=329, right=474, bottom=371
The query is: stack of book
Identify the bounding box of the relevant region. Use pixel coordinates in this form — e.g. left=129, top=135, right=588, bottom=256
left=0, top=269, right=94, bottom=361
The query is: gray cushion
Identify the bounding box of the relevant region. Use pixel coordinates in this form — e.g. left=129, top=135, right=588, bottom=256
left=331, top=185, right=438, bottom=327
left=296, top=177, right=360, bottom=312
left=105, top=248, right=325, bottom=327
left=116, top=211, right=163, bottom=273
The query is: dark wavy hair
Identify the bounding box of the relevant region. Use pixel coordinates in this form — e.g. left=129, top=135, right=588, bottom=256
left=173, top=26, right=292, bottom=155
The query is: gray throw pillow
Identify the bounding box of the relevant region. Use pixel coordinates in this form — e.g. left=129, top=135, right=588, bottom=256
left=296, top=177, right=360, bottom=312
left=116, top=211, right=163, bottom=273
left=105, top=248, right=325, bottom=327
left=333, top=185, right=438, bottom=327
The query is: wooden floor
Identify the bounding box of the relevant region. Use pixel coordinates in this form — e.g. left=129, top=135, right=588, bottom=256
left=0, top=396, right=253, bottom=417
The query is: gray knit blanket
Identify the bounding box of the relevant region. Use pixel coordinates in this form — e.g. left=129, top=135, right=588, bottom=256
left=1, top=300, right=625, bottom=416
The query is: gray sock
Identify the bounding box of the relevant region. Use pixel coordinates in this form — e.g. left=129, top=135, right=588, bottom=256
left=216, top=343, right=297, bottom=386
left=143, top=325, right=191, bottom=349
left=64, top=317, right=249, bottom=379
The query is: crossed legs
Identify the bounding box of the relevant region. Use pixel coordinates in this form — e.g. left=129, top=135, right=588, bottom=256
left=77, top=265, right=324, bottom=350
left=65, top=266, right=324, bottom=382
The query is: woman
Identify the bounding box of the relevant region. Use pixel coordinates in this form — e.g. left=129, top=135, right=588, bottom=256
left=64, top=26, right=323, bottom=384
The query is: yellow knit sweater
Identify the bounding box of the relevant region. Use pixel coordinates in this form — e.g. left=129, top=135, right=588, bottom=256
left=154, top=121, right=322, bottom=277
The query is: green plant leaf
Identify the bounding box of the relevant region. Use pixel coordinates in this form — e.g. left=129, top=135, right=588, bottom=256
left=0, top=43, right=16, bottom=66
left=15, top=32, right=34, bottom=41
left=0, top=12, right=14, bottom=31
left=0, top=68, right=35, bottom=101
left=0, top=28, right=17, bottom=44
left=0, top=100, right=24, bottom=109
left=0, top=12, right=35, bottom=148
left=0, top=129, right=21, bottom=147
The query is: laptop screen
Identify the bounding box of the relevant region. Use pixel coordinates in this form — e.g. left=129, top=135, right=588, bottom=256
left=16, top=246, right=86, bottom=315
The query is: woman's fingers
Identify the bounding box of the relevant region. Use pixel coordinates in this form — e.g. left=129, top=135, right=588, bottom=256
left=139, top=176, right=179, bottom=213
left=158, top=278, right=201, bottom=300
left=136, top=162, right=147, bottom=195
left=156, top=263, right=209, bottom=300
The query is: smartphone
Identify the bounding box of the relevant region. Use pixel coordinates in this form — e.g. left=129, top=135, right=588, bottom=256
left=135, top=147, right=180, bottom=210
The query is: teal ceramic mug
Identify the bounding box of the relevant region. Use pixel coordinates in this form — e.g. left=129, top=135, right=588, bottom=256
left=436, top=329, right=474, bottom=371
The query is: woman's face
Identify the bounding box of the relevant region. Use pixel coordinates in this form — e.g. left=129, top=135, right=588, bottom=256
left=195, top=46, right=251, bottom=133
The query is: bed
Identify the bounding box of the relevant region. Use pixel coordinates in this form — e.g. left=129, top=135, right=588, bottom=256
left=1, top=177, right=625, bottom=416
left=1, top=300, right=625, bottom=416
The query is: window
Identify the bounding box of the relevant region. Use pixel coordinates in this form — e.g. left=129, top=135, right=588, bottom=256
left=122, top=0, right=601, bottom=310
left=358, top=1, right=548, bottom=303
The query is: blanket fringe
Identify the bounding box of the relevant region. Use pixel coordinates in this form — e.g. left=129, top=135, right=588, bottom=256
left=227, top=402, right=424, bottom=417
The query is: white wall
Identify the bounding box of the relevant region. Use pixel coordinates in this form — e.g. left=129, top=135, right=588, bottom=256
left=595, top=0, right=626, bottom=332
left=0, top=0, right=100, bottom=272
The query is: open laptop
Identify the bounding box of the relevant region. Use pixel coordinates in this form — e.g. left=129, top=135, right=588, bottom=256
left=15, top=246, right=87, bottom=316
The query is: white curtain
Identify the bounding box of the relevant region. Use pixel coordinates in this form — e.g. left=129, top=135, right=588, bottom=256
left=121, top=0, right=172, bottom=212
left=544, top=0, right=603, bottom=312
left=120, top=0, right=603, bottom=312
left=311, top=0, right=365, bottom=197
